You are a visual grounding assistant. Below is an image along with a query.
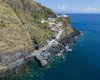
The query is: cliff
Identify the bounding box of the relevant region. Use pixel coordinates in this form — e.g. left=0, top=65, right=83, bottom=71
left=0, top=0, right=80, bottom=77
left=4, top=0, right=56, bottom=48
left=0, top=0, right=33, bottom=70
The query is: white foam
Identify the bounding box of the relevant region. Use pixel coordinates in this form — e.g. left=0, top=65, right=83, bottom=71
left=67, top=49, right=72, bottom=52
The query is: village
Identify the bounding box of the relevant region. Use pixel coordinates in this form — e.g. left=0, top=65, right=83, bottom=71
left=31, top=14, right=72, bottom=67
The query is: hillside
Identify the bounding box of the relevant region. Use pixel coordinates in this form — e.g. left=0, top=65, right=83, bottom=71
left=0, top=0, right=77, bottom=77
left=4, top=0, right=57, bottom=48
left=0, top=0, right=33, bottom=72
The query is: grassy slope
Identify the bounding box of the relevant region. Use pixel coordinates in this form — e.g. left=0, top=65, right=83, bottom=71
left=55, top=17, right=74, bottom=38
left=0, top=0, right=73, bottom=53
left=0, top=0, right=75, bottom=71
left=5, top=0, right=56, bottom=48
left=0, top=0, right=33, bottom=53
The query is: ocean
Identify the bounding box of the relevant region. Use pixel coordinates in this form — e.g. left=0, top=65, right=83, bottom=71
left=6, top=14, right=100, bottom=80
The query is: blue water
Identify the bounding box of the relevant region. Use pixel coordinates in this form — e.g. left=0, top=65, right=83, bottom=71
left=7, top=14, right=100, bottom=80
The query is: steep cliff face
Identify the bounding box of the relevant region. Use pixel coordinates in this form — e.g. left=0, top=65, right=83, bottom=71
left=0, top=0, right=33, bottom=66
left=0, top=0, right=58, bottom=73
left=4, top=0, right=57, bottom=48
left=0, top=0, right=79, bottom=77
left=0, top=1, right=38, bottom=77
left=4, top=0, right=56, bottom=18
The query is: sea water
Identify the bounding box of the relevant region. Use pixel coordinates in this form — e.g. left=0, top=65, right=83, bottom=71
left=6, top=14, right=100, bottom=80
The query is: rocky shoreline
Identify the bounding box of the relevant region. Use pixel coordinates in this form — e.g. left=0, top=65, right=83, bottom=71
left=34, top=28, right=80, bottom=67
left=0, top=28, right=80, bottom=78
left=0, top=0, right=81, bottom=78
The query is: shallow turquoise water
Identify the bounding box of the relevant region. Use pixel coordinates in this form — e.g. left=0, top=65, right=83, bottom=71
left=7, top=14, right=100, bottom=80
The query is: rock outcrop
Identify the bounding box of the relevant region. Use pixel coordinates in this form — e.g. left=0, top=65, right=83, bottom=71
left=0, top=0, right=80, bottom=78
left=0, top=0, right=34, bottom=77
left=34, top=29, right=80, bottom=67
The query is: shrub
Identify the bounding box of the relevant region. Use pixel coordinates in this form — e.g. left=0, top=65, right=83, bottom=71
left=0, top=21, right=6, bottom=29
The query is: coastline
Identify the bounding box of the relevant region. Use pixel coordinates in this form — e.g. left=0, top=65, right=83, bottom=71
left=0, top=1, right=81, bottom=77
left=0, top=28, right=80, bottom=78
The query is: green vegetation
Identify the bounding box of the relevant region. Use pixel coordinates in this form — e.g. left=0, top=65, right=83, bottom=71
left=56, top=17, right=70, bottom=24
left=0, top=21, right=6, bottom=29
left=0, top=0, right=33, bottom=53
left=30, top=1, right=56, bottom=20
left=55, top=17, right=73, bottom=38
left=0, top=0, right=73, bottom=54
left=5, top=0, right=56, bottom=48
left=25, top=21, right=53, bottom=47
left=0, top=0, right=75, bottom=74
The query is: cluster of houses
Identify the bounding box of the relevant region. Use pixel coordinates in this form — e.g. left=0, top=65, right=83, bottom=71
left=41, top=17, right=63, bottom=34
left=41, top=17, right=64, bottom=46
left=34, top=13, right=70, bottom=66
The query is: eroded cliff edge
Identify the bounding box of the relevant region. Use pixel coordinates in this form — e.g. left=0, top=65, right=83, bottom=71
left=0, top=0, right=80, bottom=77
